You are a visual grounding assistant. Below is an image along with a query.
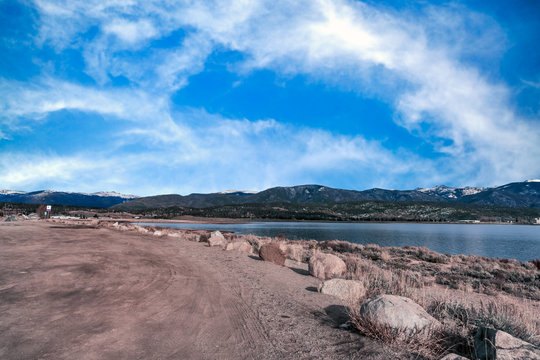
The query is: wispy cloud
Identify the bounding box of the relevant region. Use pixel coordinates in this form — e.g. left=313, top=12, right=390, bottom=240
left=103, top=19, right=158, bottom=45
left=0, top=0, right=537, bottom=193
left=0, top=81, right=433, bottom=194
left=0, top=153, right=114, bottom=190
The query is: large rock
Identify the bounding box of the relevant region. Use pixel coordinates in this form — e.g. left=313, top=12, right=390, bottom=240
left=440, top=354, right=469, bottom=360
left=318, top=279, right=365, bottom=302
left=308, top=253, right=346, bottom=280
left=207, top=231, right=226, bottom=247
left=474, top=327, right=540, bottom=360
left=359, top=295, right=440, bottom=336
left=225, top=241, right=253, bottom=254
left=259, top=243, right=286, bottom=266
left=281, top=243, right=311, bottom=263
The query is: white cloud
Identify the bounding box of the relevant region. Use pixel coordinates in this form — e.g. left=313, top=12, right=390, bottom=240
left=0, top=78, right=435, bottom=194
left=104, top=19, right=158, bottom=44
left=0, top=78, right=177, bottom=122
left=166, top=0, right=538, bottom=185
left=0, top=153, right=107, bottom=188
left=5, top=0, right=539, bottom=191
left=522, top=79, right=540, bottom=89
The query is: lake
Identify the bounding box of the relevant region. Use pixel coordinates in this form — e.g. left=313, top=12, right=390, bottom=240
left=138, top=222, right=540, bottom=262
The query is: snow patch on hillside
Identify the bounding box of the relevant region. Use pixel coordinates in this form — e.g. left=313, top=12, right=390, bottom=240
left=89, top=191, right=138, bottom=199
left=0, top=190, right=26, bottom=195
left=460, top=187, right=484, bottom=196
left=417, top=185, right=485, bottom=197
left=219, top=190, right=258, bottom=194
left=1, top=189, right=137, bottom=199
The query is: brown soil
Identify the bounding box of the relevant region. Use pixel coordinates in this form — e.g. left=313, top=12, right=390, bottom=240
left=0, top=221, right=391, bottom=360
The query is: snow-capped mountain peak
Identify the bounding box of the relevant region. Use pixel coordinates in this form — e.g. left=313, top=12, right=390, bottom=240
left=417, top=185, right=452, bottom=193
left=416, top=185, right=485, bottom=198
left=0, top=189, right=138, bottom=208
left=0, top=190, right=26, bottom=195
left=89, top=191, right=139, bottom=199
left=218, top=190, right=259, bottom=194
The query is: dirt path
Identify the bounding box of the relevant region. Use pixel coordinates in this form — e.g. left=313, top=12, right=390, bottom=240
left=0, top=221, right=388, bottom=359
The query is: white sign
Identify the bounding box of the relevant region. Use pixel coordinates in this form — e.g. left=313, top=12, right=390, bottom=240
left=46, top=205, right=52, bottom=211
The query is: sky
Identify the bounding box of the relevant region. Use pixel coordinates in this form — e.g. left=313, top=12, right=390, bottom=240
left=0, top=0, right=539, bottom=196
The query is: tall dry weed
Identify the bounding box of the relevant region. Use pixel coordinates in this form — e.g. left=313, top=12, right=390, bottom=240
left=348, top=304, right=448, bottom=359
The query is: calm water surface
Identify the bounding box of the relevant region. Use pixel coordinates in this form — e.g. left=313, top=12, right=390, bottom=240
left=139, top=222, right=540, bottom=262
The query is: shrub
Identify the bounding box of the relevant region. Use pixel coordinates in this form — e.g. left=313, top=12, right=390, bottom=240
left=530, top=259, right=540, bottom=271
left=469, top=300, right=539, bottom=345
left=426, top=297, right=540, bottom=347
left=349, top=305, right=447, bottom=359
left=319, top=240, right=362, bottom=253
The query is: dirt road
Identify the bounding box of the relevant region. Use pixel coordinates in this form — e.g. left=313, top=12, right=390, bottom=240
left=0, top=221, right=387, bottom=359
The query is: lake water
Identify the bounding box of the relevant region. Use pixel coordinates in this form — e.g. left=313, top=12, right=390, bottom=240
left=138, top=222, right=540, bottom=262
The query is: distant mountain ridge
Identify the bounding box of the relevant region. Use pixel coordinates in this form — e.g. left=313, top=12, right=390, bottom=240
left=3, top=180, right=538, bottom=210
left=0, top=190, right=138, bottom=208
left=112, top=180, right=540, bottom=210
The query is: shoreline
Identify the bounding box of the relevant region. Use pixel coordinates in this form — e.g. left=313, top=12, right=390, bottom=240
left=122, top=216, right=539, bottom=226
left=129, top=218, right=539, bottom=263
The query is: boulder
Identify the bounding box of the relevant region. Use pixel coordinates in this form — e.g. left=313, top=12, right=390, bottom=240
left=188, top=233, right=202, bottom=242
left=207, top=231, right=226, bottom=247
left=359, top=295, right=440, bottom=336
left=440, top=354, right=469, bottom=360
left=474, top=327, right=540, bottom=360
left=281, top=243, right=311, bottom=262
left=259, top=243, right=286, bottom=266
left=318, top=279, right=365, bottom=302
left=308, top=253, right=346, bottom=280
left=225, top=241, right=253, bottom=254
left=248, top=237, right=271, bottom=253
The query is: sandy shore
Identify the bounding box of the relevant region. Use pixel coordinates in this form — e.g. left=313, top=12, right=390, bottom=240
left=0, top=220, right=391, bottom=360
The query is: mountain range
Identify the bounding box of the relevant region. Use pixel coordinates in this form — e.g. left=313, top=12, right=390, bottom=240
left=0, top=190, right=138, bottom=208
left=112, top=180, right=540, bottom=210
left=2, top=180, right=539, bottom=210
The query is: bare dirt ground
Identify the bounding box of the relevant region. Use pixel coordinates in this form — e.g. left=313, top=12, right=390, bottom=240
left=0, top=221, right=390, bottom=360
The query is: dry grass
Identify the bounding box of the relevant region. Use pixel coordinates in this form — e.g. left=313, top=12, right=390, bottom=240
left=438, top=298, right=540, bottom=345
left=338, top=247, right=540, bottom=359
left=322, top=239, right=540, bottom=301
left=348, top=305, right=448, bottom=359
left=343, top=256, right=423, bottom=300
left=347, top=277, right=540, bottom=359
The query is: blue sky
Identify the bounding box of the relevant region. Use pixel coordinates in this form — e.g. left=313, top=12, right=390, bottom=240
left=0, top=0, right=539, bottom=196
